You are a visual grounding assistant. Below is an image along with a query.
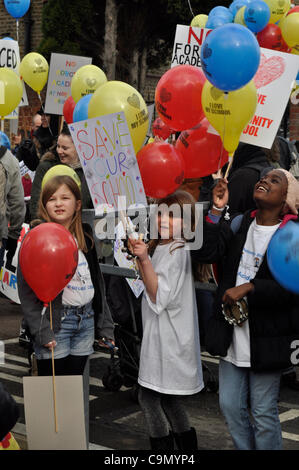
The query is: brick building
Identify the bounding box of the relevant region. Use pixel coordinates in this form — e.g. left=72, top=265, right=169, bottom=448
left=0, top=0, right=298, bottom=140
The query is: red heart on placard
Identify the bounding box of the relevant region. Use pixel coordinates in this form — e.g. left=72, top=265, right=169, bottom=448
left=253, top=54, right=286, bottom=89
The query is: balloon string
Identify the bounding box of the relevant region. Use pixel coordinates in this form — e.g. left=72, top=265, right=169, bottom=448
left=49, top=301, right=58, bottom=433
left=16, top=20, right=19, bottom=43
left=1, top=119, right=4, bottom=133
left=187, top=0, right=195, bottom=17
left=38, top=92, right=54, bottom=137
left=216, top=92, right=228, bottom=176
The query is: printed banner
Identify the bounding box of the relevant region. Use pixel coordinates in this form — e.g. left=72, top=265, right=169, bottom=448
left=0, top=38, right=28, bottom=113
left=69, top=112, right=147, bottom=214
left=44, top=53, right=91, bottom=115
left=0, top=224, right=29, bottom=303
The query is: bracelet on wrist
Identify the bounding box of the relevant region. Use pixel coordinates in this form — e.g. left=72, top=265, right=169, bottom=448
left=212, top=204, right=225, bottom=212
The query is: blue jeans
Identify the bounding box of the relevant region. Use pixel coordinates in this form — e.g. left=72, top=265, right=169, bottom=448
left=219, top=359, right=282, bottom=450
left=34, top=302, right=95, bottom=360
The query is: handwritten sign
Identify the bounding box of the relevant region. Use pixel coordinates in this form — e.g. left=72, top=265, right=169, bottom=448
left=240, top=49, right=299, bottom=148
left=0, top=38, right=28, bottom=112
left=171, top=25, right=211, bottom=68
left=69, top=112, right=147, bottom=214
left=44, top=53, right=91, bottom=115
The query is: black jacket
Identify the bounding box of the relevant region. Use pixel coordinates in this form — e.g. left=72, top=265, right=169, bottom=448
left=17, top=223, right=114, bottom=346
left=192, top=210, right=299, bottom=372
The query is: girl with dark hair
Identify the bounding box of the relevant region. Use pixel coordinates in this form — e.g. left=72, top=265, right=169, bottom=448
left=129, top=190, right=203, bottom=451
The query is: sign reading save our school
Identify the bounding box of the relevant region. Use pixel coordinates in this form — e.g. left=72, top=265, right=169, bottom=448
left=69, top=112, right=147, bottom=214
left=171, top=25, right=299, bottom=149
left=44, top=53, right=92, bottom=115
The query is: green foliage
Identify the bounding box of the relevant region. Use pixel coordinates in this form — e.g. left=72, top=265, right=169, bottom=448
left=38, top=0, right=95, bottom=61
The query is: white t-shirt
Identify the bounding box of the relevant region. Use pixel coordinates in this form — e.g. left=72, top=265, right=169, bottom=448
left=62, top=249, right=94, bottom=307
left=224, top=219, right=280, bottom=367
left=138, top=241, right=204, bottom=395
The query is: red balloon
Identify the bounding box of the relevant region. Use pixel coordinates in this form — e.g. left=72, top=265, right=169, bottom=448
left=287, top=5, right=299, bottom=15
left=175, top=118, right=229, bottom=178
left=19, top=223, right=78, bottom=304
left=257, top=24, right=286, bottom=51
left=155, top=65, right=206, bottom=132
left=63, top=96, right=76, bottom=124
left=152, top=117, right=172, bottom=140
left=137, top=142, right=185, bottom=198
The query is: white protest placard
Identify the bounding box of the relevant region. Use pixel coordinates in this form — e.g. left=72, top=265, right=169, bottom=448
left=0, top=39, right=28, bottom=108
left=171, top=25, right=211, bottom=68
left=44, top=53, right=92, bottom=115
left=23, top=376, right=87, bottom=450
left=69, top=112, right=147, bottom=214
left=0, top=224, right=29, bottom=303
left=171, top=25, right=299, bottom=149
left=240, top=49, right=299, bottom=148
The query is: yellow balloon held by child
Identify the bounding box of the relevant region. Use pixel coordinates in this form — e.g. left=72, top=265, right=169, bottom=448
left=0, top=68, right=23, bottom=118
left=71, top=65, right=107, bottom=103
left=88, top=80, right=149, bottom=154
left=19, top=52, right=49, bottom=93
left=201, top=80, right=258, bottom=156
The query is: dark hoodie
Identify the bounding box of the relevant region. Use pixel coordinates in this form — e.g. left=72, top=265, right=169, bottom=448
left=228, top=143, right=273, bottom=216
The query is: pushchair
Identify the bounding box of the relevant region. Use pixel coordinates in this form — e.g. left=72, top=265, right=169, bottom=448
left=101, top=273, right=143, bottom=400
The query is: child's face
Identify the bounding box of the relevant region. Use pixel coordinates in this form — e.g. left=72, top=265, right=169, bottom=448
left=57, top=135, right=79, bottom=167
left=158, top=211, right=182, bottom=241
left=45, top=184, right=81, bottom=229
left=253, top=170, right=288, bottom=209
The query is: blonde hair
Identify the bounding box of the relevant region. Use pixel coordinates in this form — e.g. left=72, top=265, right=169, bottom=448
left=37, top=174, right=88, bottom=252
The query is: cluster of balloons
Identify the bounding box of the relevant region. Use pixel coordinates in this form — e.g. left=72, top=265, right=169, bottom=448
left=62, top=65, right=149, bottom=154
left=191, top=1, right=299, bottom=54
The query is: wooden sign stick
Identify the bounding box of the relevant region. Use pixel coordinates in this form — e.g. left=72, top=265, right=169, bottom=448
left=49, top=302, right=58, bottom=433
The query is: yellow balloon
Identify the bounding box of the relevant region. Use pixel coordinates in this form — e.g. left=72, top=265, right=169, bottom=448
left=88, top=81, right=149, bottom=154
left=19, top=52, right=49, bottom=93
left=71, top=65, right=107, bottom=103
left=281, top=12, right=299, bottom=47
left=190, top=14, right=208, bottom=28
left=234, top=6, right=246, bottom=26
left=0, top=68, right=23, bottom=118
left=201, top=80, right=257, bottom=156
left=148, top=137, right=155, bottom=144
left=264, top=0, right=291, bottom=24
left=42, top=165, right=81, bottom=190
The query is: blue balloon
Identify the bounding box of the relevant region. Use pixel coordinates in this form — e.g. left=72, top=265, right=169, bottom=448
left=229, top=0, right=251, bottom=18
left=73, top=94, right=92, bottom=122
left=209, top=6, right=233, bottom=22
left=200, top=23, right=260, bottom=91
left=2, top=37, right=14, bottom=40
left=206, top=15, right=231, bottom=29
left=267, top=222, right=299, bottom=294
left=4, top=0, right=30, bottom=19
left=0, top=131, right=11, bottom=149
left=244, top=0, right=271, bottom=33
